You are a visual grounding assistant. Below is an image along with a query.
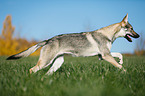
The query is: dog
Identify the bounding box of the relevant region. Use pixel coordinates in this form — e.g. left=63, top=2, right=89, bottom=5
left=7, top=14, right=140, bottom=75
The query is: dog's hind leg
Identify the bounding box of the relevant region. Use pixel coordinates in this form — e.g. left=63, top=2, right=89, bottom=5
left=29, top=58, right=47, bottom=74
left=45, top=55, right=64, bottom=75
left=111, top=52, right=123, bottom=64
left=29, top=45, right=57, bottom=74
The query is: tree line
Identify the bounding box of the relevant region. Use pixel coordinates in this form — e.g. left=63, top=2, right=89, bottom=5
left=0, top=15, right=40, bottom=56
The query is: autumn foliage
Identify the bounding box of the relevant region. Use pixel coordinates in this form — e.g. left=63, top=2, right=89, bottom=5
left=0, top=15, right=40, bottom=56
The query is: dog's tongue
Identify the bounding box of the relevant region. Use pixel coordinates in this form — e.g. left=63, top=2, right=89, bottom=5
left=127, top=35, right=132, bottom=42
left=127, top=35, right=130, bottom=38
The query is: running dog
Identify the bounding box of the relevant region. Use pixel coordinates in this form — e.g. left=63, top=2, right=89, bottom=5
left=7, top=14, right=140, bottom=75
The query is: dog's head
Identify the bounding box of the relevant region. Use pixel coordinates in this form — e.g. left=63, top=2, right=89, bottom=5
left=117, top=14, right=140, bottom=42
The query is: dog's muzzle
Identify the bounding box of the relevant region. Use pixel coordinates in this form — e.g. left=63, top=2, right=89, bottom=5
left=125, top=31, right=140, bottom=42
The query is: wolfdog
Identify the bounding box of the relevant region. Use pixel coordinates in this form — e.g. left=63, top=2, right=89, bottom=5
left=7, top=14, right=140, bottom=75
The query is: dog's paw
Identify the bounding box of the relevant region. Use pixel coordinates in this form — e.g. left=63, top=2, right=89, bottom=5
left=118, top=65, right=122, bottom=69
left=29, top=69, right=33, bottom=74
left=29, top=68, right=35, bottom=74
left=123, top=68, right=126, bottom=72
left=119, top=60, right=123, bottom=64
left=120, top=67, right=127, bottom=73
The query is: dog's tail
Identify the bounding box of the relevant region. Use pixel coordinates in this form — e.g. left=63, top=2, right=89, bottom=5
left=6, top=40, right=48, bottom=60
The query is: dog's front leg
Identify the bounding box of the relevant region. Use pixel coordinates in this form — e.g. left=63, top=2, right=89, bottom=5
left=111, top=52, right=123, bottom=64
left=102, top=54, right=126, bottom=71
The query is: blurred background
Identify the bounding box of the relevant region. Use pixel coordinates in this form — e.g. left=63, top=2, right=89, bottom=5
left=0, top=0, right=145, bottom=56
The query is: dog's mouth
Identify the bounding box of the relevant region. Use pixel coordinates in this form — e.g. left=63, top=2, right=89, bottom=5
left=125, top=34, right=132, bottom=42
left=125, top=32, right=140, bottom=42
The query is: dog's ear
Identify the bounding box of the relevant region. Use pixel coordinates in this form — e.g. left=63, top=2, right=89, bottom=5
left=121, top=13, right=128, bottom=26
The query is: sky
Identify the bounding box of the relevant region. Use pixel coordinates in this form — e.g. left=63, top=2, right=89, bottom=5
left=0, top=0, right=145, bottom=53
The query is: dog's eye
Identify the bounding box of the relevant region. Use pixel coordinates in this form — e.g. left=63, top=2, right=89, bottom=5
left=125, top=25, right=129, bottom=28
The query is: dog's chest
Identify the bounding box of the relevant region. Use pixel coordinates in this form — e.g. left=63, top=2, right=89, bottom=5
left=107, top=42, right=112, bottom=51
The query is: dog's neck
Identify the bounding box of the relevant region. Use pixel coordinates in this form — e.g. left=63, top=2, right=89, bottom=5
left=95, top=23, right=121, bottom=43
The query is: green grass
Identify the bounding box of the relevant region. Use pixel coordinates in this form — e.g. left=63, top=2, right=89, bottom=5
left=0, top=56, right=145, bottom=96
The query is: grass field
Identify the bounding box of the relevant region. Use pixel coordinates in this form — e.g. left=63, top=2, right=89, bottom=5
left=0, top=56, right=145, bottom=96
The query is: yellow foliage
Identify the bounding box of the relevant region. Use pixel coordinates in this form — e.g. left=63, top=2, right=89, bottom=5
left=134, top=50, right=145, bottom=56
left=0, top=15, right=40, bottom=56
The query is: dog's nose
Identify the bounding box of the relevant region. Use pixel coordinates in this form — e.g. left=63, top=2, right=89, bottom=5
left=134, top=34, right=140, bottom=38
left=132, top=31, right=140, bottom=38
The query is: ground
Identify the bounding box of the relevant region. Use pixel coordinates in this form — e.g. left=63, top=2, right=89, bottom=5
left=0, top=56, right=145, bottom=96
